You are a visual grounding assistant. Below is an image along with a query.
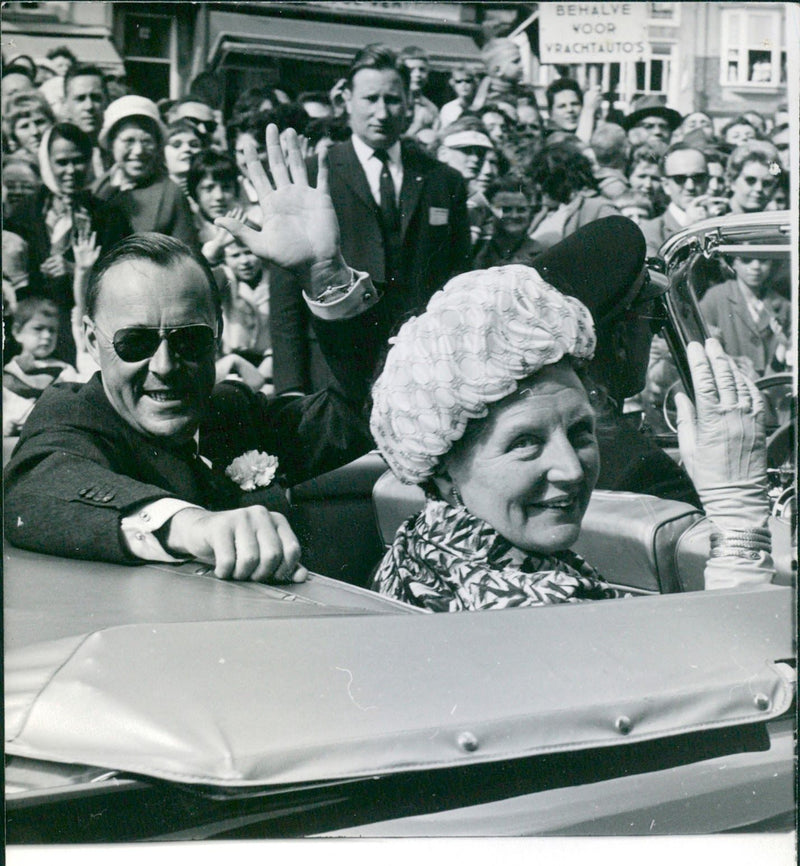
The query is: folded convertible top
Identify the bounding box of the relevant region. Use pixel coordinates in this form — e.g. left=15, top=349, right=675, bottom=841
left=6, top=565, right=794, bottom=788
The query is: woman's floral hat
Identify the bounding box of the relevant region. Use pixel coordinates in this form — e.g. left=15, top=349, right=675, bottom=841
left=370, top=264, right=596, bottom=485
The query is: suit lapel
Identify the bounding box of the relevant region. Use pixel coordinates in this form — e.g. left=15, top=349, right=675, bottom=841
left=333, top=141, right=379, bottom=214
left=399, top=143, right=428, bottom=239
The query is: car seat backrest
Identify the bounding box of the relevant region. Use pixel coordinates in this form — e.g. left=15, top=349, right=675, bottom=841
left=372, top=471, right=704, bottom=594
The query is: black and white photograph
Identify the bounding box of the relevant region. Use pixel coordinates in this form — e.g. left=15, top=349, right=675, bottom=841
left=2, top=2, right=797, bottom=863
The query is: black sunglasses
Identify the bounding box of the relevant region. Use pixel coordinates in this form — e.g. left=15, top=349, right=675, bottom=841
left=665, top=172, right=708, bottom=186
left=184, top=116, right=217, bottom=133
left=96, top=324, right=216, bottom=363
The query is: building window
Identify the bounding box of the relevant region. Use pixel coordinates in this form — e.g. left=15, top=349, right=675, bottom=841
left=721, top=7, right=785, bottom=87
left=648, top=2, right=679, bottom=24
left=122, top=12, right=175, bottom=101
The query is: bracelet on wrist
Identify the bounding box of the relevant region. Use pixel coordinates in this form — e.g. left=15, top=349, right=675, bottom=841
left=709, top=527, right=771, bottom=560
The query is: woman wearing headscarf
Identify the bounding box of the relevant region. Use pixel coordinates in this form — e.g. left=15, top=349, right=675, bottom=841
left=93, top=95, right=199, bottom=248
left=5, top=122, right=130, bottom=363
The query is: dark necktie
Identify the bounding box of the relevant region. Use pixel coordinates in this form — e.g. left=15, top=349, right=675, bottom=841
left=374, top=148, right=401, bottom=277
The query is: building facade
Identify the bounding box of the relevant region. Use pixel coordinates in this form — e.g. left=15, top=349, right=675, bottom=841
left=1, top=2, right=791, bottom=123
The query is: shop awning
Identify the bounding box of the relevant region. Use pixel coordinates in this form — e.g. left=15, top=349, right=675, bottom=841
left=208, top=10, right=480, bottom=70
left=1, top=25, right=124, bottom=74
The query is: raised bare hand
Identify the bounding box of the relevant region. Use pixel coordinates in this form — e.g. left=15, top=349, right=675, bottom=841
left=214, top=124, right=341, bottom=274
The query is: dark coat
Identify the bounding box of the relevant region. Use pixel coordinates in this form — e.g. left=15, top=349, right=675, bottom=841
left=92, top=170, right=199, bottom=250
left=270, top=138, right=471, bottom=395
left=4, top=372, right=373, bottom=563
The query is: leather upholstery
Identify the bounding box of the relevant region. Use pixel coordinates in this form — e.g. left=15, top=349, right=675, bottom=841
left=372, top=471, right=705, bottom=594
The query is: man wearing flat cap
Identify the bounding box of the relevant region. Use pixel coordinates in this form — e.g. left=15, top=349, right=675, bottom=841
left=623, top=95, right=682, bottom=148
left=269, top=43, right=471, bottom=397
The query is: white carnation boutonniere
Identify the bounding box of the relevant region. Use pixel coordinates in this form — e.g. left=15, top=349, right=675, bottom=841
left=225, top=450, right=279, bottom=491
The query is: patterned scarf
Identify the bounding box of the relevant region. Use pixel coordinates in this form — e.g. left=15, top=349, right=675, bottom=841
left=372, top=495, right=622, bottom=612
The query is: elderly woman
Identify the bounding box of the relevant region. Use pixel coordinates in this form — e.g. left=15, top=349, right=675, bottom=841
left=369, top=262, right=773, bottom=610
left=93, top=95, right=198, bottom=248
left=725, top=140, right=782, bottom=214
left=218, top=124, right=775, bottom=612
left=2, top=90, right=54, bottom=158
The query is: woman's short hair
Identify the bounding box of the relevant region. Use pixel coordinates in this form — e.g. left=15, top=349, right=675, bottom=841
left=721, top=115, right=758, bottom=142
left=2, top=90, right=55, bottom=145
left=545, top=77, right=583, bottom=112
left=725, top=139, right=781, bottom=182
left=530, top=140, right=598, bottom=203
left=186, top=150, right=238, bottom=199
left=47, top=121, right=93, bottom=161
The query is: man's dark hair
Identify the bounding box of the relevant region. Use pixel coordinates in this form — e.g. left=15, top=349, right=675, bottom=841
left=48, top=121, right=94, bottom=161
left=397, top=45, right=429, bottom=65
left=2, top=58, right=37, bottom=83
left=46, top=45, right=77, bottom=65
left=485, top=173, right=534, bottom=202
left=64, top=64, right=108, bottom=98
left=346, top=44, right=409, bottom=90
left=626, top=143, right=663, bottom=176
left=297, top=91, right=331, bottom=109
left=86, top=233, right=222, bottom=324
left=305, top=116, right=351, bottom=147
left=545, top=77, right=583, bottom=112
left=186, top=150, right=238, bottom=200
left=530, top=141, right=598, bottom=204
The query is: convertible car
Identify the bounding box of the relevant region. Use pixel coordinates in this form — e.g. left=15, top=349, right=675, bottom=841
left=4, top=212, right=796, bottom=842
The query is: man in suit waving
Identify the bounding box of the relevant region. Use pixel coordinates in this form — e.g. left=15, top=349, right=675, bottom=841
left=271, top=44, right=471, bottom=396
left=4, top=127, right=377, bottom=583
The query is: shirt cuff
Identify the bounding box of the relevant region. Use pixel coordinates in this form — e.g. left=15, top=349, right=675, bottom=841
left=121, top=498, right=204, bottom=563
left=304, top=268, right=380, bottom=320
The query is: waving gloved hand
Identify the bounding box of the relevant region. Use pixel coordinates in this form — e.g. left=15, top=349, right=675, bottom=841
left=675, top=338, right=773, bottom=588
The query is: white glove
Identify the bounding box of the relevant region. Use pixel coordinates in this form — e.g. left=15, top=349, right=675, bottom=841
left=675, top=338, right=773, bottom=589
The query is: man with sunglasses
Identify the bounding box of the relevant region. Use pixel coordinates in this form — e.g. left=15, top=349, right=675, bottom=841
left=4, top=128, right=376, bottom=583
left=640, top=143, right=712, bottom=259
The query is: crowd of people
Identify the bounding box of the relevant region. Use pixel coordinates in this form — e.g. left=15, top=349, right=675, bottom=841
left=2, top=38, right=791, bottom=609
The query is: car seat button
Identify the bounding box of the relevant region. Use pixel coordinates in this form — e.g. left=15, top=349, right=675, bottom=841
left=615, top=715, right=633, bottom=734
left=457, top=731, right=479, bottom=752
left=754, top=694, right=770, bottom=711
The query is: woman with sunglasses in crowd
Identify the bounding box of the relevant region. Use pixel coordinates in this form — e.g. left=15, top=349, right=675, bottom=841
left=92, top=96, right=199, bottom=249
left=725, top=140, right=783, bottom=215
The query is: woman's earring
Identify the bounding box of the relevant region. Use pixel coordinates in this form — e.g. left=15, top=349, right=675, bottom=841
left=451, top=485, right=464, bottom=507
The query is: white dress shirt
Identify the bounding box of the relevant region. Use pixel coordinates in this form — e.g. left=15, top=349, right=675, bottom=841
left=350, top=135, right=402, bottom=206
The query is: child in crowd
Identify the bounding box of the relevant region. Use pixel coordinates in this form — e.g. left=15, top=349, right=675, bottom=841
left=439, top=64, right=479, bottom=128
left=3, top=297, right=80, bottom=435
left=186, top=150, right=245, bottom=264
left=472, top=175, right=543, bottom=268
left=217, top=236, right=273, bottom=393
left=164, top=118, right=204, bottom=196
